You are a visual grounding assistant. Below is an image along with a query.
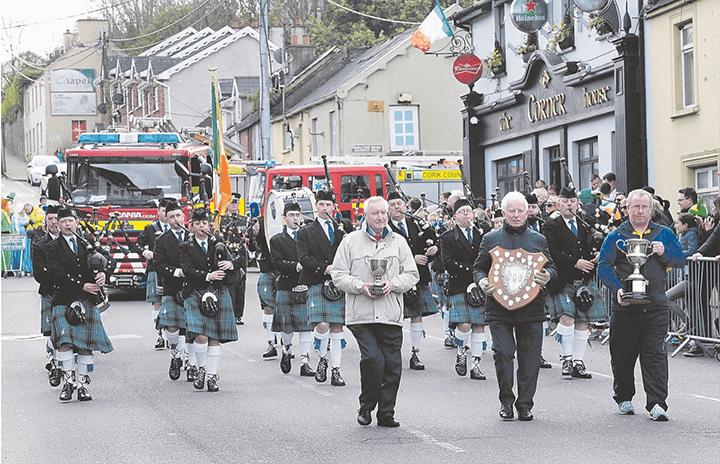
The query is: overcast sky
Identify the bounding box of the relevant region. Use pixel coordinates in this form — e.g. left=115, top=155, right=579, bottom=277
left=1, top=0, right=97, bottom=64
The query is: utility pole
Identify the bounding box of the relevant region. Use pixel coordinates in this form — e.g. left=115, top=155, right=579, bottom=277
left=101, top=27, right=113, bottom=130
left=258, top=0, right=272, bottom=161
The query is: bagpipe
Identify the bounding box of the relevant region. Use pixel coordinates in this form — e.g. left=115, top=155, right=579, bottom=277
left=319, top=154, right=344, bottom=301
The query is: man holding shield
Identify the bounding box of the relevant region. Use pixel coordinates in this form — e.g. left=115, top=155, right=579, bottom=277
left=598, top=189, right=684, bottom=420
left=473, top=192, right=557, bottom=421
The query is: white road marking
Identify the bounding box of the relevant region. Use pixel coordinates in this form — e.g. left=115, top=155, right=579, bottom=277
left=110, top=334, right=142, bottom=339
left=689, top=394, right=720, bottom=403
left=1, top=334, right=46, bottom=341
left=405, top=428, right=466, bottom=453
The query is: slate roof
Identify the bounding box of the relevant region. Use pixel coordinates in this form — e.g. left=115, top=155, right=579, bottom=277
left=234, top=76, right=260, bottom=96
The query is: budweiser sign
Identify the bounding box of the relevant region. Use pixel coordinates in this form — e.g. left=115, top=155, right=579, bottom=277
left=453, top=54, right=483, bottom=85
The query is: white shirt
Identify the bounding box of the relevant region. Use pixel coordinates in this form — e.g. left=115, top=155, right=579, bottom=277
left=563, top=216, right=577, bottom=233
left=394, top=218, right=409, bottom=236
left=63, top=234, right=78, bottom=253
left=321, top=218, right=335, bottom=242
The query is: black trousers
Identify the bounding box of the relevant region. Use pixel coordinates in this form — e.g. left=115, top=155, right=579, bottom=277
left=348, top=323, right=403, bottom=420
left=488, top=319, right=543, bottom=410
left=609, top=308, right=669, bottom=412
left=230, top=276, right=246, bottom=319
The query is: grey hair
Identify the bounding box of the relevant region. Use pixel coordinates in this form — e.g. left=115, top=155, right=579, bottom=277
left=501, top=191, right=528, bottom=211
left=364, top=196, right=388, bottom=211
left=626, top=189, right=653, bottom=206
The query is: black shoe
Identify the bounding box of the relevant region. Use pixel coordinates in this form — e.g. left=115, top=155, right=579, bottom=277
left=59, top=382, right=74, bottom=401
left=49, top=367, right=62, bottom=387
left=207, top=374, right=219, bottom=392
left=280, top=351, right=292, bottom=374
left=517, top=406, right=533, bottom=421
left=154, top=336, right=166, bottom=350
left=357, top=409, right=372, bottom=426
left=186, top=365, right=196, bottom=382
left=169, top=357, right=182, bottom=381
left=377, top=416, right=400, bottom=428
left=683, top=345, right=705, bottom=357
left=315, top=357, right=328, bottom=383
left=499, top=404, right=514, bottom=420
left=235, top=317, right=244, bottom=325
left=470, top=358, right=486, bottom=380
left=571, top=361, right=592, bottom=379
left=444, top=335, right=455, bottom=348
left=77, top=386, right=92, bottom=402
left=455, top=348, right=468, bottom=376
left=263, top=342, right=278, bottom=358
left=561, top=357, right=573, bottom=376
left=540, top=356, right=552, bottom=369
left=300, top=362, right=316, bottom=377
left=193, top=367, right=206, bottom=390
left=331, top=367, right=346, bottom=386
left=409, top=349, right=425, bottom=370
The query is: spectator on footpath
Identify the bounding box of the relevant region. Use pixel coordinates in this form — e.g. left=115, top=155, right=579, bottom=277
left=535, top=180, right=548, bottom=190
left=603, top=172, right=619, bottom=200
left=675, top=213, right=699, bottom=257
left=11, top=204, right=34, bottom=275
left=677, top=187, right=697, bottom=215
left=39, top=196, right=48, bottom=212
left=590, top=174, right=603, bottom=192
left=26, top=202, right=45, bottom=248
left=1, top=193, right=14, bottom=276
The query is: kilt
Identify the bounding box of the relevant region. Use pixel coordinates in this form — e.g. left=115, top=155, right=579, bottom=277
left=272, top=289, right=312, bottom=333
left=257, top=272, right=276, bottom=309
left=404, top=284, right=438, bottom=319
left=549, top=281, right=607, bottom=323
left=307, top=283, right=345, bottom=325
left=157, top=296, right=186, bottom=334
left=145, top=271, right=162, bottom=304
left=448, top=293, right=486, bottom=327
left=184, top=287, right=238, bottom=343
left=51, top=300, right=114, bottom=353
left=41, top=295, right=53, bottom=336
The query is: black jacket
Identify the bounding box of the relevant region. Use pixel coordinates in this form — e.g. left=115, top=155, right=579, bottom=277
left=389, top=217, right=436, bottom=284
left=697, top=222, right=720, bottom=257
left=32, top=232, right=58, bottom=297
left=179, top=234, right=240, bottom=294
left=439, top=224, right=483, bottom=296
left=154, top=228, right=187, bottom=297
left=473, top=221, right=557, bottom=323
left=543, top=214, right=595, bottom=291
left=135, top=220, right=166, bottom=272
left=297, top=218, right=344, bottom=287
left=248, top=222, right=274, bottom=274
left=47, top=234, right=112, bottom=306
left=270, top=227, right=302, bottom=291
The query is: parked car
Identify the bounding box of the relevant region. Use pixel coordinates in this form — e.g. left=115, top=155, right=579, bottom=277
left=40, top=160, right=66, bottom=195
left=27, top=156, right=62, bottom=186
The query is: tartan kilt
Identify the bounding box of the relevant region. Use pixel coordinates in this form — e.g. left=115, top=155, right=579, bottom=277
left=404, top=284, right=438, bottom=319
left=549, top=281, right=607, bottom=323
left=257, top=272, right=276, bottom=309
left=157, top=296, right=186, bottom=334
left=51, top=300, right=114, bottom=353
left=145, top=271, right=162, bottom=303
left=307, top=283, right=345, bottom=325
left=184, top=287, right=238, bottom=343
left=272, top=289, right=312, bottom=333
left=41, top=295, right=53, bottom=336
left=448, top=293, right=486, bottom=327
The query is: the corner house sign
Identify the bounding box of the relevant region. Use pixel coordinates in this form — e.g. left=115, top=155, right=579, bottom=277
left=489, top=246, right=548, bottom=310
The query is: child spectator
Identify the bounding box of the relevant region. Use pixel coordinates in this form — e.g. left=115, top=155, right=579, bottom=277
left=675, top=213, right=699, bottom=257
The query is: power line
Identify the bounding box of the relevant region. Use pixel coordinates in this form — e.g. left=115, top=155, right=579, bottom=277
left=325, top=0, right=422, bottom=25
left=109, top=0, right=213, bottom=42
left=1, top=0, right=136, bottom=30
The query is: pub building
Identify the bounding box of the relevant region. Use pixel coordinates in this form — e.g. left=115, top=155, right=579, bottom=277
left=451, top=0, right=647, bottom=201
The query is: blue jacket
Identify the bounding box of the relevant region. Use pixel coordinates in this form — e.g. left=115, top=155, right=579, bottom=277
left=598, top=220, right=685, bottom=310
left=678, top=226, right=698, bottom=257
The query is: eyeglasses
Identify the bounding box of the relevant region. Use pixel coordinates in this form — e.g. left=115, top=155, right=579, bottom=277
left=629, top=205, right=651, bottom=211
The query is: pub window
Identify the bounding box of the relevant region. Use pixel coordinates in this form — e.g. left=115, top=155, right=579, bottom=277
left=577, top=137, right=599, bottom=191
left=679, top=22, right=694, bottom=108
left=495, top=155, right=524, bottom=199
left=495, top=2, right=506, bottom=50
left=695, top=165, right=719, bottom=211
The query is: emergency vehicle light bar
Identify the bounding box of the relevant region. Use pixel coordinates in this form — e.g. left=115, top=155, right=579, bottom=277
left=78, top=133, right=181, bottom=144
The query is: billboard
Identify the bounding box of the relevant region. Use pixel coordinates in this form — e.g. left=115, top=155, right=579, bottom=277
left=50, top=69, right=95, bottom=92
left=51, top=92, right=97, bottom=115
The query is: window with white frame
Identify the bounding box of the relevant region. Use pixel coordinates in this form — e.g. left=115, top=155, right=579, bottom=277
left=695, top=165, right=718, bottom=211
left=679, top=22, right=694, bottom=108
left=389, top=106, right=419, bottom=152
left=154, top=87, right=160, bottom=112
left=330, top=111, right=338, bottom=157
left=577, top=137, right=599, bottom=191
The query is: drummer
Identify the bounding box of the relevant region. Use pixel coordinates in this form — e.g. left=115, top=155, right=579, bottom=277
left=270, top=202, right=316, bottom=377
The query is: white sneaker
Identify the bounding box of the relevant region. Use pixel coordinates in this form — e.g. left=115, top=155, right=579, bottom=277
left=618, top=401, right=635, bottom=415
left=649, top=404, right=669, bottom=421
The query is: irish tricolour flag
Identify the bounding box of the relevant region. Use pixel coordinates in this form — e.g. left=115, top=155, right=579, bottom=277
left=411, top=1, right=453, bottom=52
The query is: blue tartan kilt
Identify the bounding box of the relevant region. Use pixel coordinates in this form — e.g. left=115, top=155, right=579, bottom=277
left=257, top=272, right=276, bottom=308
left=549, top=281, right=607, bottom=323
left=448, top=293, right=486, bottom=327
left=158, top=296, right=186, bottom=334
left=51, top=300, right=114, bottom=353
left=404, top=284, right=438, bottom=319
left=272, top=289, right=312, bottom=333
left=184, top=287, right=238, bottom=343
left=307, top=283, right=345, bottom=325
left=41, top=295, right=53, bottom=336
left=145, top=271, right=162, bottom=303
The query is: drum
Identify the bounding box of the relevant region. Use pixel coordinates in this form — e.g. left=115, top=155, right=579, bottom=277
left=263, top=187, right=316, bottom=247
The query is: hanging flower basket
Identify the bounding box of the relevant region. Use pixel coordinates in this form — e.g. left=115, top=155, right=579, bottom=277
left=516, top=33, right=538, bottom=63
left=488, top=40, right=506, bottom=76
left=550, top=13, right=574, bottom=51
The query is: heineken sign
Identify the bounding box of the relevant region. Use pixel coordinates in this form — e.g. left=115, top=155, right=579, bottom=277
left=510, top=0, right=549, bottom=33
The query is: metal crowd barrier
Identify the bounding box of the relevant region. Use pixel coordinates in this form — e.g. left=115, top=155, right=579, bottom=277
left=1, top=234, right=27, bottom=275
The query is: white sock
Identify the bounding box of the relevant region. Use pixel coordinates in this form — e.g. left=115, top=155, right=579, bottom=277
left=410, top=322, right=424, bottom=350
left=76, top=354, right=93, bottom=384
left=57, top=350, right=75, bottom=378
left=455, top=329, right=471, bottom=354
left=557, top=323, right=575, bottom=358
left=471, top=332, right=486, bottom=358
left=298, top=331, right=312, bottom=360
left=263, top=314, right=275, bottom=343
left=441, top=307, right=450, bottom=335
left=330, top=332, right=344, bottom=368
left=573, top=329, right=589, bottom=362
left=206, top=345, right=221, bottom=376
left=166, top=329, right=180, bottom=349
left=152, top=310, right=159, bottom=326
left=194, top=341, right=208, bottom=368
left=186, top=341, right=196, bottom=367
left=313, top=328, right=330, bottom=357
left=281, top=332, right=294, bottom=352
left=541, top=320, right=548, bottom=352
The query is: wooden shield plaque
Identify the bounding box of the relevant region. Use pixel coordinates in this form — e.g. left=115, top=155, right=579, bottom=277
left=489, top=246, right=548, bottom=310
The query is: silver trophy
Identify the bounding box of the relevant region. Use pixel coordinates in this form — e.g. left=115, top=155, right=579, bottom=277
left=369, top=258, right=389, bottom=296
left=616, top=238, right=654, bottom=304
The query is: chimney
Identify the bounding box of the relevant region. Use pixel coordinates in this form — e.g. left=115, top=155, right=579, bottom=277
left=252, top=20, right=258, bottom=28
left=292, top=18, right=307, bottom=46
left=63, top=30, right=75, bottom=52
left=231, top=20, right=238, bottom=28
